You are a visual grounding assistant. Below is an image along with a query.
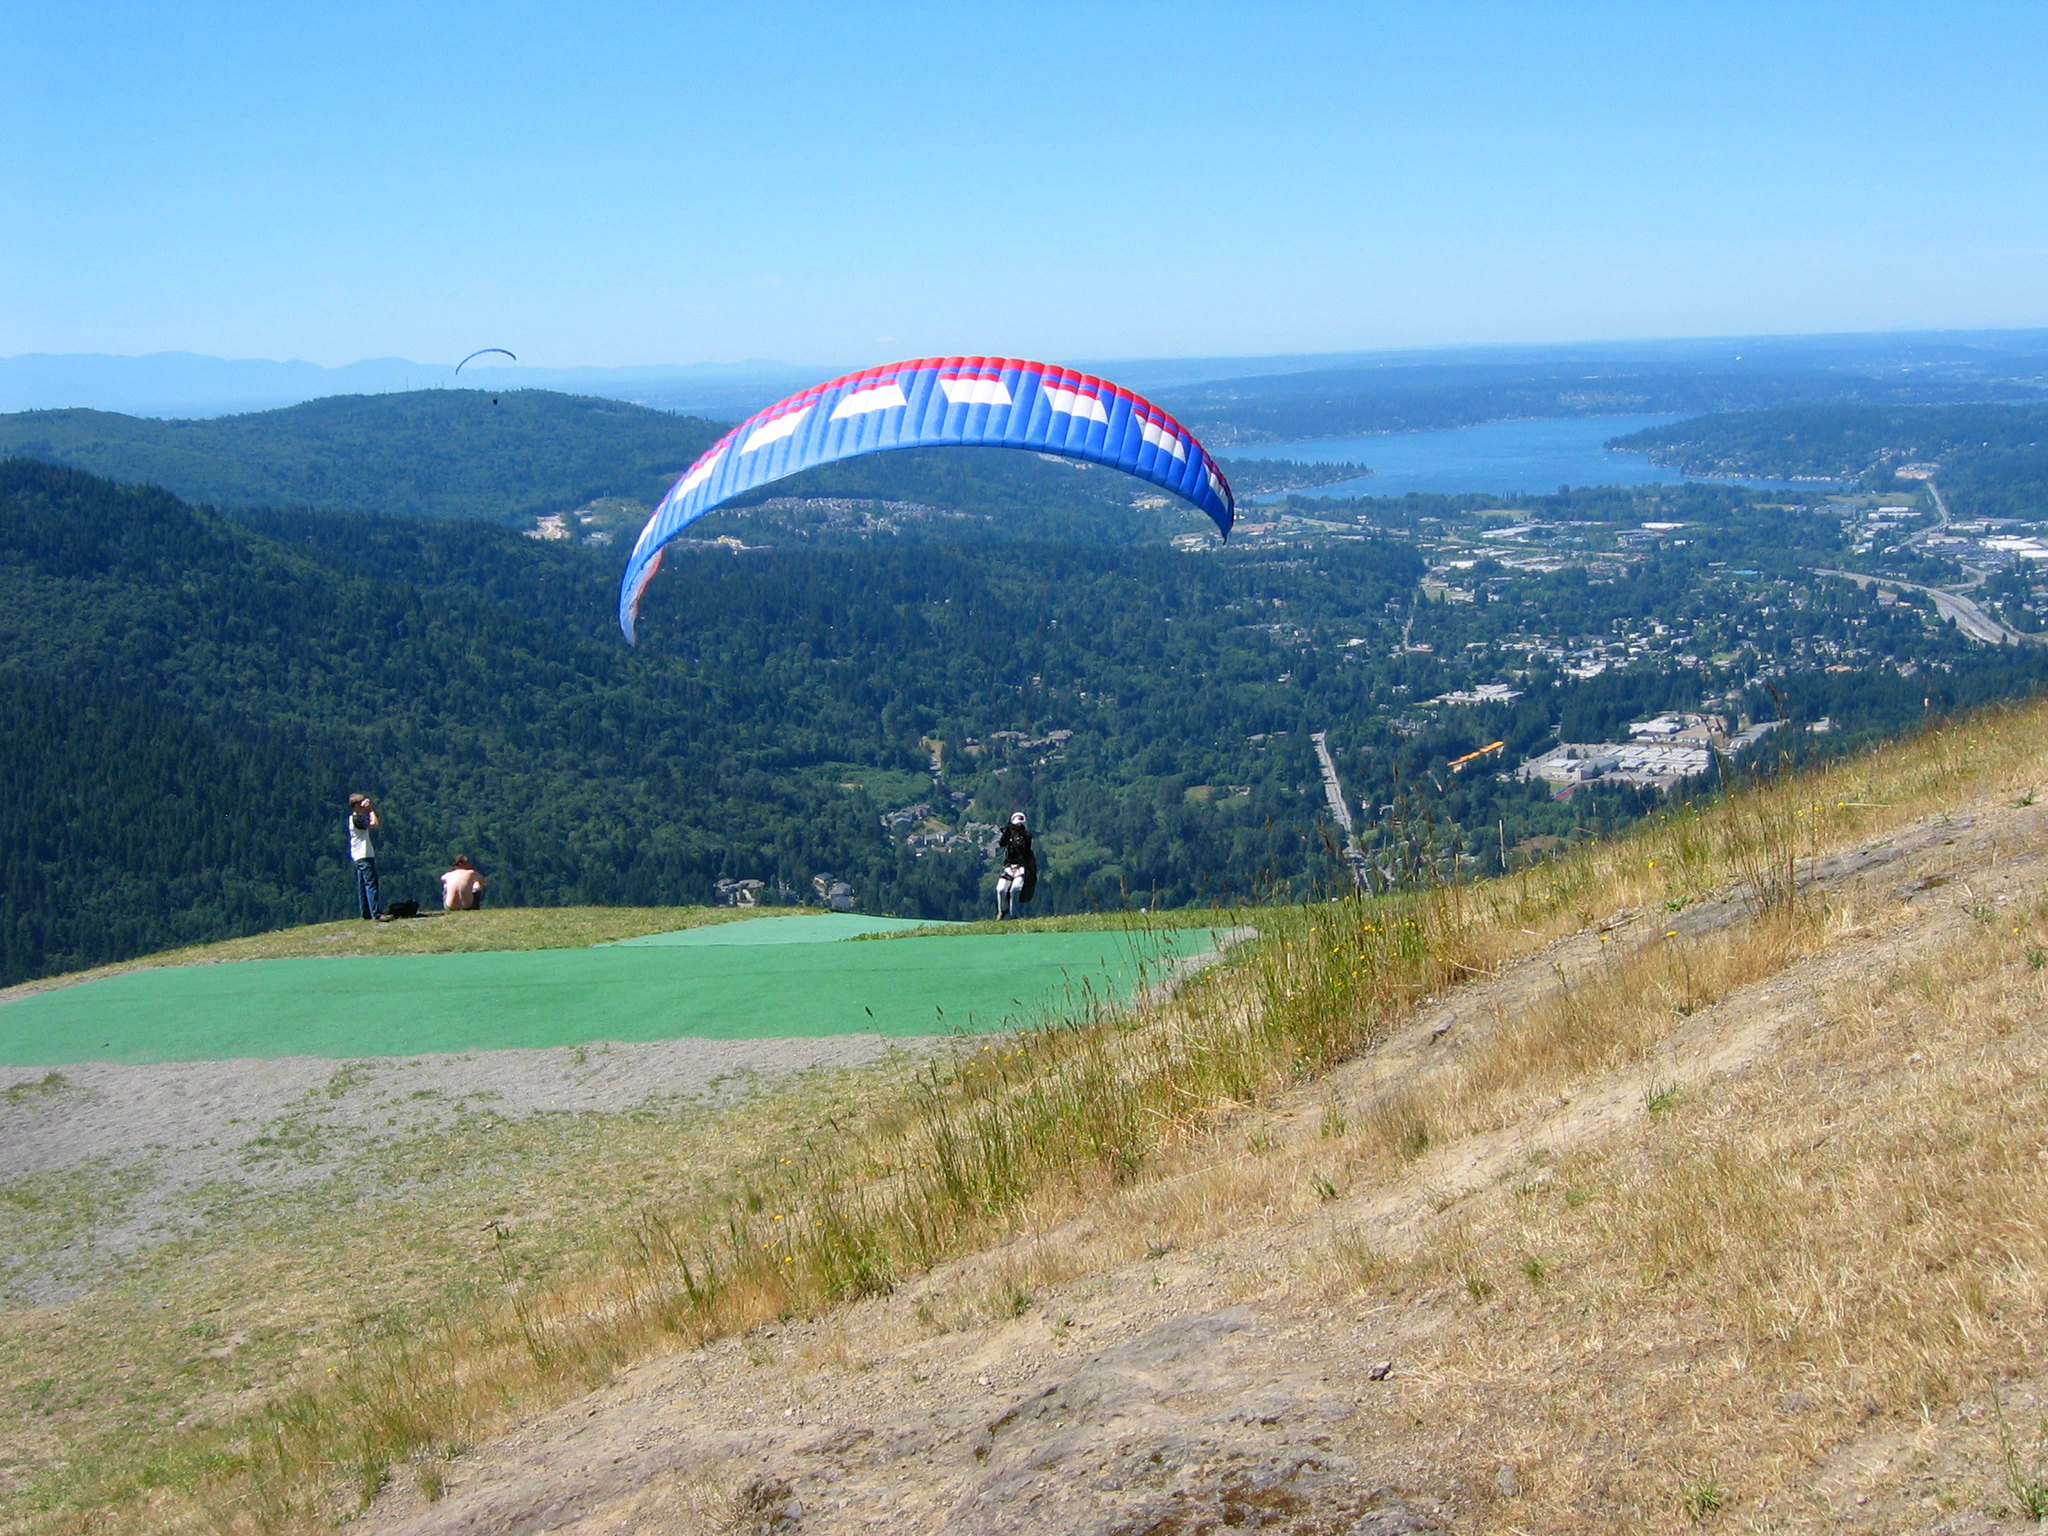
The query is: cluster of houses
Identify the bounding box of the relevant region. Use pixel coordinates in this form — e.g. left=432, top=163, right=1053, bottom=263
left=980, top=728, right=1075, bottom=762
left=716, top=874, right=861, bottom=911
left=879, top=800, right=999, bottom=856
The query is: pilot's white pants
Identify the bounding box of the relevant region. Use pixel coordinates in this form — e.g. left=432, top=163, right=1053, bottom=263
left=996, top=864, right=1026, bottom=919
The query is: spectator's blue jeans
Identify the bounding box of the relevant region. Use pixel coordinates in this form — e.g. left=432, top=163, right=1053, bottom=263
left=354, top=857, right=383, bottom=919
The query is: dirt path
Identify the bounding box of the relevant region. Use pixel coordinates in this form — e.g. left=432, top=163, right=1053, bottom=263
left=353, top=803, right=2048, bottom=1535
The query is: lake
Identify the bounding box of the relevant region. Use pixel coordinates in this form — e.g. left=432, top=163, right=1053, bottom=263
left=1224, top=413, right=1807, bottom=499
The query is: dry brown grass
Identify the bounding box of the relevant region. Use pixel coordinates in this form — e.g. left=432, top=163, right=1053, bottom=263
left=1351, top=902, right=1830, bottom=1171
left=14, top=699, right=2048, bottom=1533
left=1311, top=890, right=2048, bottom=1532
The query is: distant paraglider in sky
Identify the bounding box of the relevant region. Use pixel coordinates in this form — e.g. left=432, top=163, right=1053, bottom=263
left=454, top=348, right=517, bottom=375
left=618, top=356, right=1235, bottom=642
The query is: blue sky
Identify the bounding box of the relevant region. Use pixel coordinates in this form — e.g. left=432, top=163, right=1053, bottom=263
left=6, top=1, right=2047, bottom=367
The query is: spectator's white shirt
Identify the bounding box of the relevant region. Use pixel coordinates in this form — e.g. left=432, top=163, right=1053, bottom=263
left=348, top=815, right=376, bottom=861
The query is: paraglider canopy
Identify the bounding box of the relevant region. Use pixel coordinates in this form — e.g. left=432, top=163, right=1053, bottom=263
left=619, top=356, right=1234, bottom=642
left=454, top=348, right=516, bottom=374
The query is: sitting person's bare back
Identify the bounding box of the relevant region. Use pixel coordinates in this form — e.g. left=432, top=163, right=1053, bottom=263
left=440, top=856, right=485, bottom=911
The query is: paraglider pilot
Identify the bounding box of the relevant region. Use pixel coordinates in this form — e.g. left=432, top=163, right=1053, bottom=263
left=995, top=812, right=1037, bottom=921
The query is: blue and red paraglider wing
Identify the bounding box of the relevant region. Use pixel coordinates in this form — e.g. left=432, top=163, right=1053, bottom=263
left=618, top=356, right=1234, bottom=641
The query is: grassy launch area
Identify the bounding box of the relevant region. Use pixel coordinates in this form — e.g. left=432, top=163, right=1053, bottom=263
left=0, top=911, right=1222, bottom=1066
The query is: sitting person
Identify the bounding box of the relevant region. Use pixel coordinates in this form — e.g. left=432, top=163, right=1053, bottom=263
left=440, top=855, right=485, bottom=911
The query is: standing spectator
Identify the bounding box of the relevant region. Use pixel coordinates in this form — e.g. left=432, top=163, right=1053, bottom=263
left=347, top=794, right=387, bottom=921
left=440, top=856, right=485, bottom=911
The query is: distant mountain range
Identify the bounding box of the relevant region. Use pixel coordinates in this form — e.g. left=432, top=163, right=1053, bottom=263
left=10, top=329, right=2048, bottom=423
left=12, top=380, right=2048, bottom=983
left=0, top=353, right=828, bottom=421
left=1152, top=332, right=2048, bottom=444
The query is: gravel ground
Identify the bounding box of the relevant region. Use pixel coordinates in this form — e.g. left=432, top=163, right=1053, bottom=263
left=0, top=1034, right=941, bottom=1303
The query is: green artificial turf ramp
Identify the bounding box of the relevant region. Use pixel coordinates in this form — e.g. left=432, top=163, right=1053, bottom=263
left=0, top=927, right=1217, bottom=1065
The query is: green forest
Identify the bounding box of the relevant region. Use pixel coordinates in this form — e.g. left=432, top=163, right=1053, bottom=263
left=0, top=458, right=1419, bottom=983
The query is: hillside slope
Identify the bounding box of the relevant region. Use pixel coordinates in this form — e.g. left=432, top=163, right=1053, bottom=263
left=341, top=719, right=2048, bottom=1536
left=0, top=391, right=724, bottom=522
left=0, top=459, right=993, bottom=979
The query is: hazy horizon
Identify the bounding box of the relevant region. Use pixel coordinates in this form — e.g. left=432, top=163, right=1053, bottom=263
left=8, top=323, right=2048, bottom=420
left=20, top=319, right=2048, bottom=374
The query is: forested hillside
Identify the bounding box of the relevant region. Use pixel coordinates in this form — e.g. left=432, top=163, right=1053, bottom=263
left=0, top=671, right=339, bottom=983
left=0, top=392, right=724, bottom=523
left=0, top=460, right=1425, bottom=984
left=0, top=390, right=1243, bottom=543
left=1610, top=403, right=2048, bottom=514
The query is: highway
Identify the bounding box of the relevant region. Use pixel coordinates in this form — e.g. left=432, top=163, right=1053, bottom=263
left=1813, top=567, right=2033, bottom=646
left=1310, top=731, right=1357, bottom=833
left=1310, top=730, right=1370, bottom=888
left=1905, top=479, right=1953, bottom=550
left=1811, top=478, right=2041, bottom=647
